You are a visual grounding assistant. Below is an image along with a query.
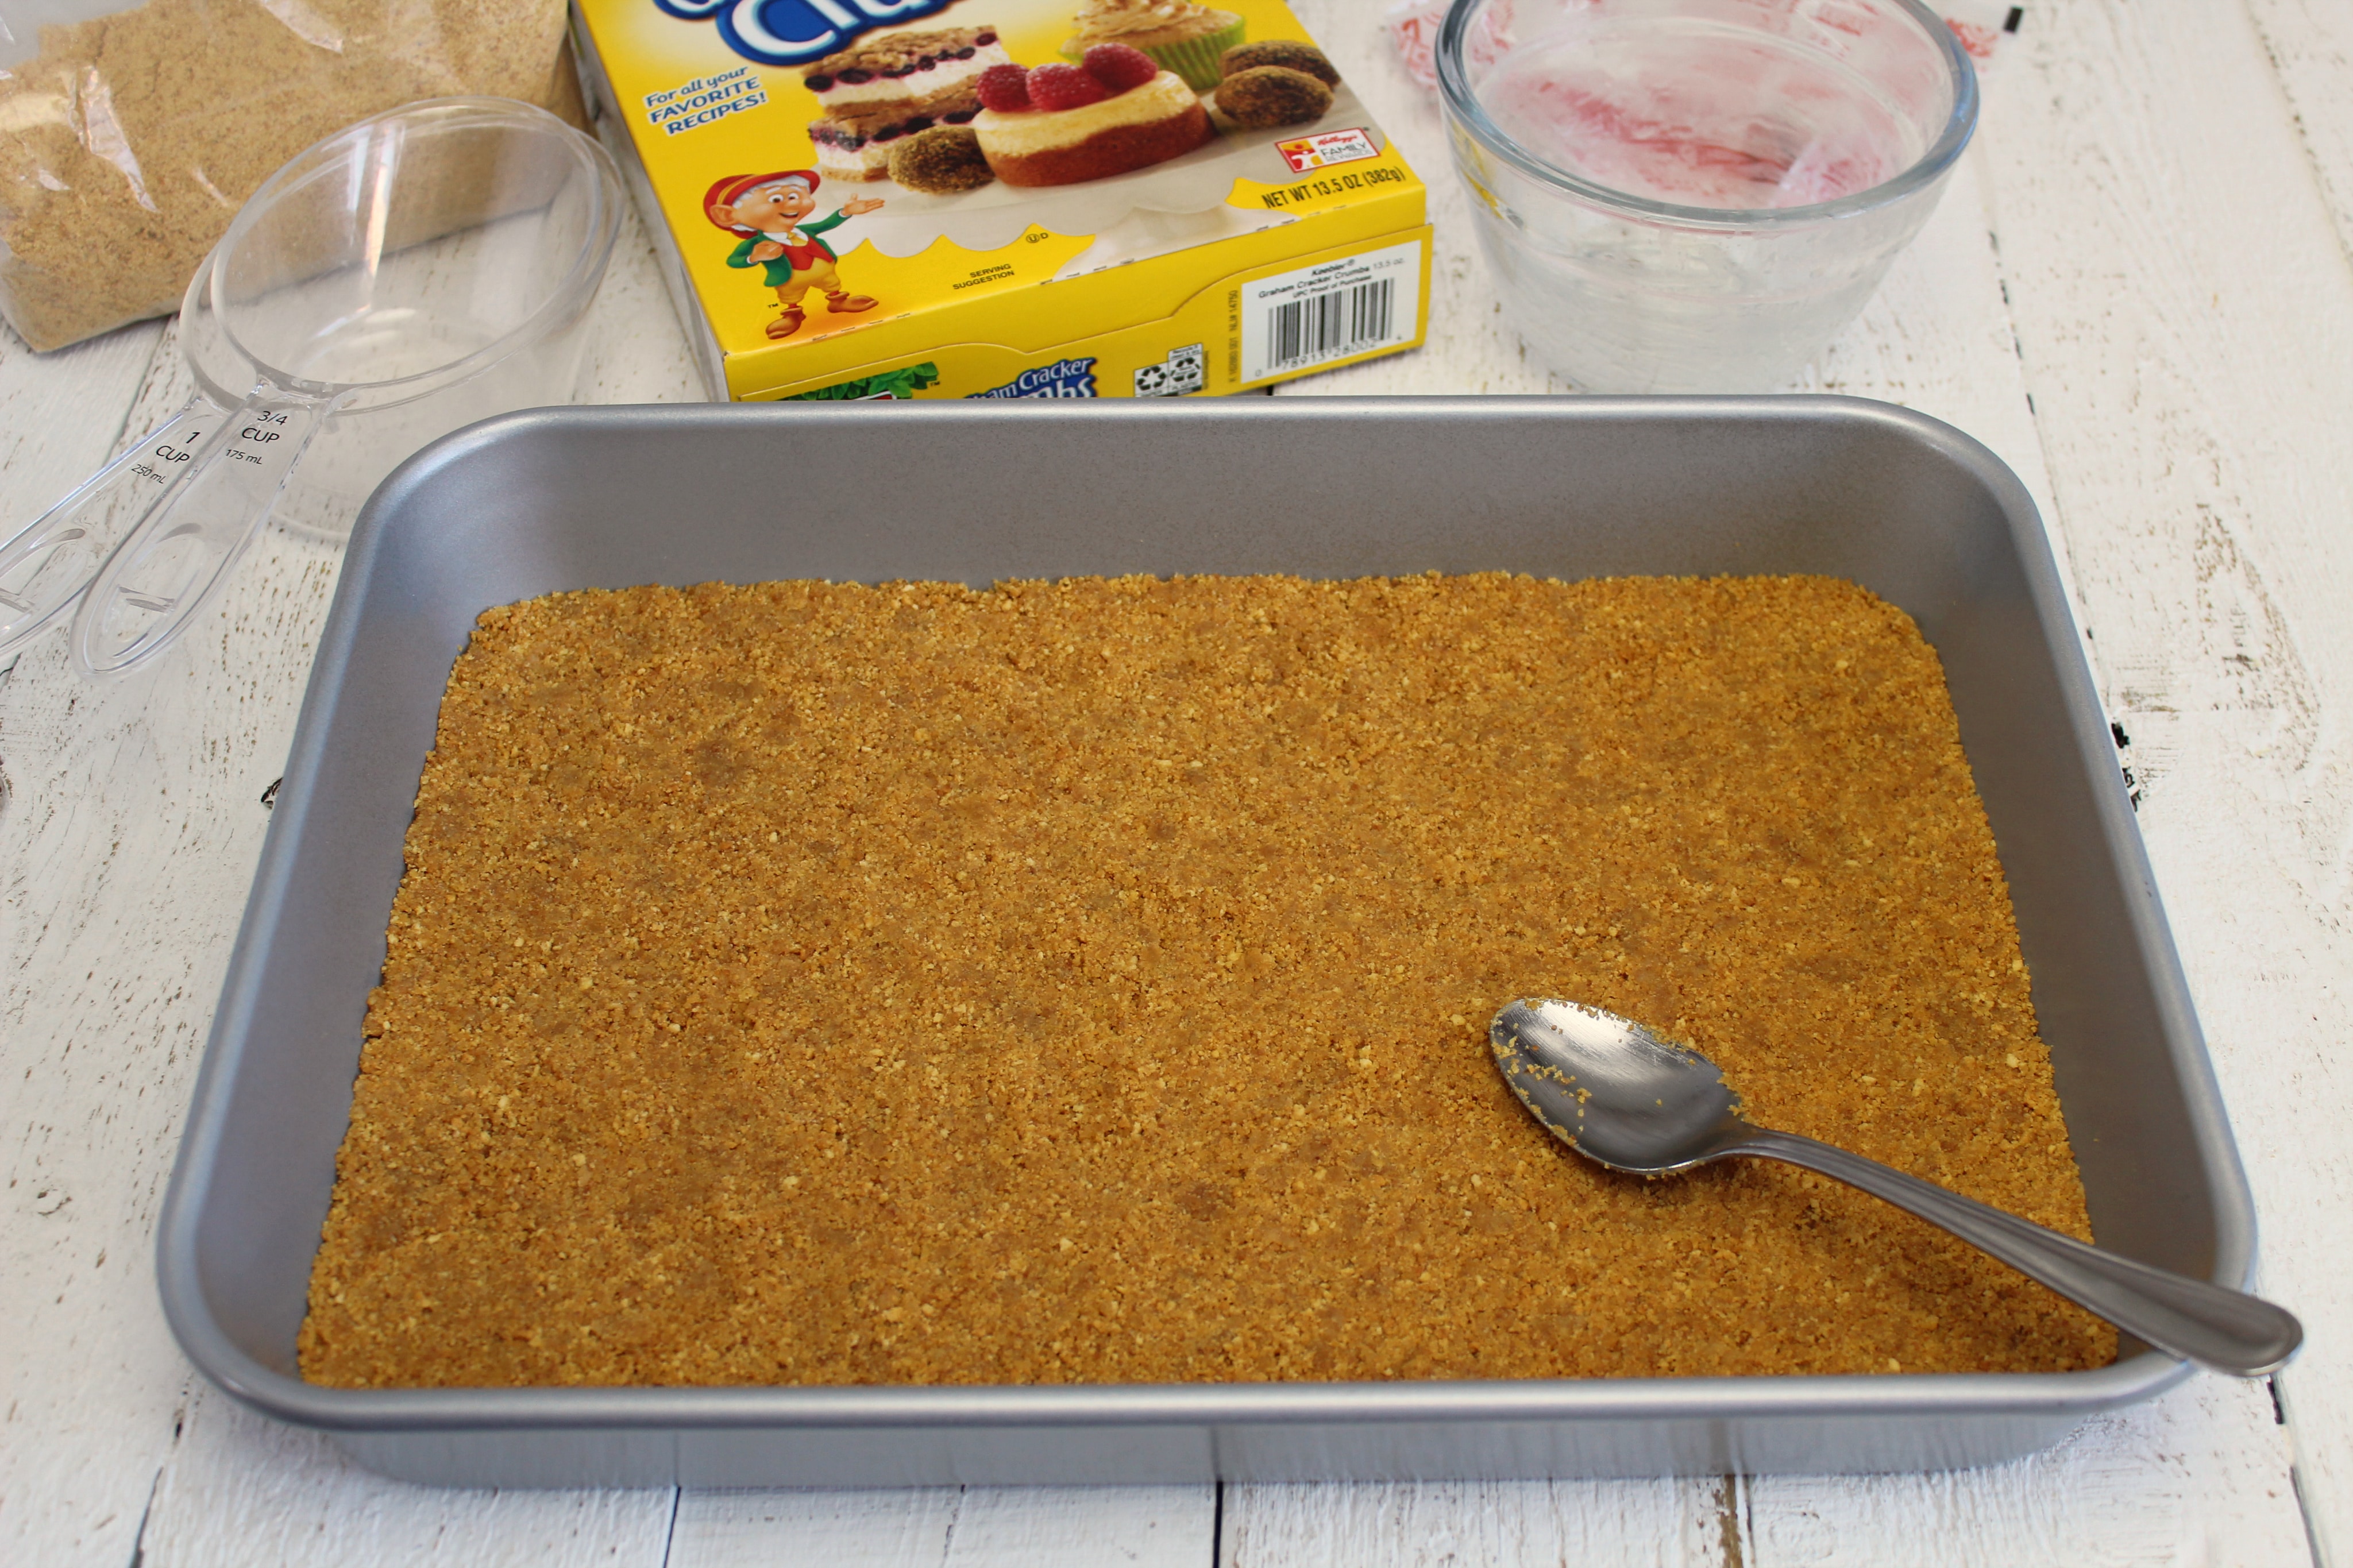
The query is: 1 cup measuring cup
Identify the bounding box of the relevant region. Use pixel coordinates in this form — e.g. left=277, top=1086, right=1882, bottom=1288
left=0, top=237, right=374, bottom=658
left=0, top=96, right=622, bottom=677
left=0, top=250, right=231, bottom=663
left=1437, top=0, right=1977, bottom=393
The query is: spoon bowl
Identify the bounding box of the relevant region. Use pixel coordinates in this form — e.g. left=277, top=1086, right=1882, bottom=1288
left=1490, top=997, right=2304, bottom=1377
left=1490, top=998, right=1745, bottom=1173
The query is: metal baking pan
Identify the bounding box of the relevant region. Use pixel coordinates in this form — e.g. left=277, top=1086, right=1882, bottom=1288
left=156, top=397, right=2247, bottom=1487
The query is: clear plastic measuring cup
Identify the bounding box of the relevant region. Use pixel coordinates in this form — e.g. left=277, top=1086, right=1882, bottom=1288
left=0, top=96, right=622, bottom=675
left=0, top=252, right=237, bottom=662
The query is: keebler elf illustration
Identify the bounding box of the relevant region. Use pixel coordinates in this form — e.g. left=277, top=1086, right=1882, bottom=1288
left=705, top=170, right=884, bottom=339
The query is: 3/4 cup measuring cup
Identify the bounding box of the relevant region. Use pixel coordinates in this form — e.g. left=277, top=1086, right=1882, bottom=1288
left=0, top=96, right=622, bottom=676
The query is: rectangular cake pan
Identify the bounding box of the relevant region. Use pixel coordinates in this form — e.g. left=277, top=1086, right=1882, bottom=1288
left=157, top=397, right=2247, bottom=1488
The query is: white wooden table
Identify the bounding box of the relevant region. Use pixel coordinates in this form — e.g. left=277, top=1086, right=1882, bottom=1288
left=6, top=1, right=2350, bottom=1562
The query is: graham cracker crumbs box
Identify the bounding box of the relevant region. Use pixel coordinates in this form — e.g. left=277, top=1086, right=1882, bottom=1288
left=569, top=0, right=1430, bottom=399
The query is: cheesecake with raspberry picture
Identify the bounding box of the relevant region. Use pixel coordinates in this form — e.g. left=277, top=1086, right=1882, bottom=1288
left=972, top=45, right=1213, bottom=187
left=803, top=25, right=1014, bottom=184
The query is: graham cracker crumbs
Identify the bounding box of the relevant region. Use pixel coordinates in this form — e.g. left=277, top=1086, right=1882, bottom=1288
left=298, top=572, right=2115, bottom=1389
left=0, top=0, right=579, bottom=352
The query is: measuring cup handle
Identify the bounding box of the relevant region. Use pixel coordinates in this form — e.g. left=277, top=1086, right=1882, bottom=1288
left=68, top=388, right=323, bottom=679
left=0, top=395, right=222, bottom=661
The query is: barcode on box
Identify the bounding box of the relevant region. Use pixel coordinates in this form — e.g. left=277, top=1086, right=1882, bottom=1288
left=1266, top=280, right=1392, bottom=370
left=1240, top=240, right=1422, bottom=384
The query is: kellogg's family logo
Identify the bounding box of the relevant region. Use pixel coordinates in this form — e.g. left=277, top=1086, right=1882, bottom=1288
left=967, top=358, right=1099, bottom=399
left=653, top=0, right=956, bottom=67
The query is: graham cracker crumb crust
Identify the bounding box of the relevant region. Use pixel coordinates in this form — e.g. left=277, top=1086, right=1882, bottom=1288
left=299, top=572, right=2115, bottom=1388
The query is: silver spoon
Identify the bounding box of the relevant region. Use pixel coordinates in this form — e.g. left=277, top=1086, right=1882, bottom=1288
left=1490, top=997, right=2301, bottom=1376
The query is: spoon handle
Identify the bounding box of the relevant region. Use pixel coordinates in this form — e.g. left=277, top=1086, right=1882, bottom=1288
left=1728, top=1126, right=2301, bottom=1376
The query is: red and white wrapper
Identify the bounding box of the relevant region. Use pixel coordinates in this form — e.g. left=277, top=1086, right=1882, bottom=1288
left=1386, top=0, right=1518, bottom=89
left=1939, top=0, right=2015, bottom=65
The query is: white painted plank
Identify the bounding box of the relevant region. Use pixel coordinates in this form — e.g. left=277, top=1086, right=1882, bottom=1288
left=669, top=1485, right=1214, bottom=1568
left=1225, top=1477, right=1732, bottom=1567
left=1745, top=1375, right=2310, bottom=1567
left=669, top=1488, right=962, bottom=1567
left=0, top=315, right=167, bottom=592
left=0, top=319, right=229, bottom=1568
left=2243, top=0, right=2353, bottom=267
left=573, top=199, right=706, bottom=407
left=944, top=1486, right=1214, bottom=1567
left=1958, top=1, right=2353, bottom=1562
left=139, top=1388, right=673, bottom=1568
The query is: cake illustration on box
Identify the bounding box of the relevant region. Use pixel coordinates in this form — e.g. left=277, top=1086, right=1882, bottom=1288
left=973, top=45, right=1213, bottom=187
left=1213, top=40, right=1338, bottom=128
left=889, top=127, right=998, bottom=194
left=1061, top=0, right=1247, bottom=90
left=803, top=26, right=1014, bottom=184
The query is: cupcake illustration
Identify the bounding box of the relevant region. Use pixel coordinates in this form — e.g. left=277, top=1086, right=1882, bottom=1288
left=1059, top=0, right=1245, bottom=91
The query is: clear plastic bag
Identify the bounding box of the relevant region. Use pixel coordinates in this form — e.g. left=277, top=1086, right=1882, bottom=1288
left=0, top=0, right=581, bottom=352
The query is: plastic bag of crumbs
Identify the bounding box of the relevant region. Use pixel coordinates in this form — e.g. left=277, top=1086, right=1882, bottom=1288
left=0, top=0, right=584, bottom=353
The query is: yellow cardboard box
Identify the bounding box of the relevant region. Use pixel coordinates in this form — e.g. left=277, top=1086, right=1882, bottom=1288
left=569, top=0, right=1429, bottom=399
